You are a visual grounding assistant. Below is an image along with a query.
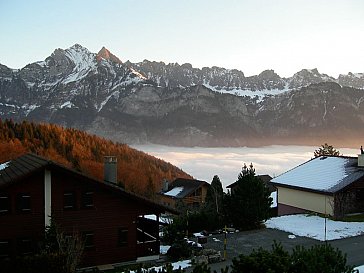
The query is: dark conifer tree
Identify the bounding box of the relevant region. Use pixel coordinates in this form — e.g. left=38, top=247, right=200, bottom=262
left=205, top=175, right=224, bottom=215
left=226, top=163, right=272, bottom=230
left=314, top=143, right=340, bottom=157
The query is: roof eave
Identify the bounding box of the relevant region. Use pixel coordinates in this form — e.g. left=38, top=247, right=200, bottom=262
left=270, top=181, right=335, bottom=196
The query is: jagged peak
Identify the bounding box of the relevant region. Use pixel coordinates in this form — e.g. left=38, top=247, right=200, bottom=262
left=50, top=44, right=94, bottom=61
left=294, top=68, right=320, bottom=76
left=70, top=43, right=84, bottom=49
left=96, top=46, right=123, bottom=64
left=345, top=72, right=364, bottom=79
left=258, top=69, right=278, bottom=77
left=67, top=44, right=93, bottom=54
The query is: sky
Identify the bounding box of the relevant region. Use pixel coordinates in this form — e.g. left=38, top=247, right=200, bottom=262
left=0, top=0, right=363, bottom=77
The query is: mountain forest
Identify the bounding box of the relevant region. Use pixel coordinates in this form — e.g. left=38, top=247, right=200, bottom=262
left=0, top=119, right=191, bottom=195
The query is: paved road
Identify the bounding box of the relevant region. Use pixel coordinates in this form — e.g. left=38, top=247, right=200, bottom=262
left=185, top=228, right=364, bottom=272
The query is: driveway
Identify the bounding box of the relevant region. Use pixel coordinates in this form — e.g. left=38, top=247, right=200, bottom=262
left=185, top=228, right=364, bottom=272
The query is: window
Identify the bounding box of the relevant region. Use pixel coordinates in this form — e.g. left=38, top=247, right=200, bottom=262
left=0, top=195, right=10, bottom=214
left=82, top=191, right=94, bottom=208
left=356, top=189, right=364, bottom=201
left=83, top=232, right=94, bottom=250
left=118, top=228, right=128, bottom=247
left=16, top=194, right=31, bottom=212
left=17, top=238, right=33, bottom=255
left=0, top=240, right=10, bottom=259
left=63, top=192, right=76, bottom=210
left=194, top=188, right=202, bottom=196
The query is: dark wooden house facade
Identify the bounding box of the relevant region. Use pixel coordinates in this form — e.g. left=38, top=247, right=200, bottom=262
left=159, top=178, right=210, bottom=209
left=0, top=154, right=173, bottom=267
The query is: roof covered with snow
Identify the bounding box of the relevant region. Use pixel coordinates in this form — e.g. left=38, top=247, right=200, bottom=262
left=0, top=161, right=10, bottom=171
left=160, top=178, right=209, bottom=199
left=164, top=186, right=184, bottom=197
left=271, top=156, right=364, bottom=193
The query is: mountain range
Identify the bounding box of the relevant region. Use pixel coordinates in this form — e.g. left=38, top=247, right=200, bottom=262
left=1, top=44, right=364, bottom=147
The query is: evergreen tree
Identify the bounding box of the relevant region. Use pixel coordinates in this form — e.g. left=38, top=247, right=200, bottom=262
left=226, top=163, right=272, bottom=230
left=205, top=175, right=224, bottom=215
left=314, top=143, right=340, bottom=157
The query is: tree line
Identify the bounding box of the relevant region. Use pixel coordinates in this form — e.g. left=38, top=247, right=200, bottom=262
left=0, top=119, right=191, bottom=196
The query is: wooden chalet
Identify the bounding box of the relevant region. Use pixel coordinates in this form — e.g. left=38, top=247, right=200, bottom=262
left=159, top=178, right=210, bottom=209
left=0, top=154, right=176, bottom=268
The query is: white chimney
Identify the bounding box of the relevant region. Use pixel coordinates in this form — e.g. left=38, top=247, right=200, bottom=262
left=104, top=156, right=117, bottom=184
left=162, top=179, right=169, bottom=192
left=358, top=154, right=364, bottom=167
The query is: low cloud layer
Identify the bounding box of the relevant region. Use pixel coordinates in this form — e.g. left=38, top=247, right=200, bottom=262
left=133, top=145, right=358, bottom=189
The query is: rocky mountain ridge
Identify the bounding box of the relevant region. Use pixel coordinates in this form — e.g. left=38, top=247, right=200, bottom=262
left=1, top=44, right=364, bottom=147
left=131, top=60, right=364, bottom=92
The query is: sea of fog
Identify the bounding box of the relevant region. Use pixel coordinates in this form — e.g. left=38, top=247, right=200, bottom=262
left=132, top=145, right=359, bottom=189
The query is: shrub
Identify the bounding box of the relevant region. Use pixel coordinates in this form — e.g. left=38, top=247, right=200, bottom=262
left=166, top=239, right=192, bottom=260
left=231, top=242, right=290, bottom=273
left=231, top=242, right=355, bottom=273
left=290, top=244, right=354, bottom=273
left=1, top=252, right=68, bottom=273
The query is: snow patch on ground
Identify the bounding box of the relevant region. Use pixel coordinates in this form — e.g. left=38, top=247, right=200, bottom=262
left=125, top=260, right=191, bottom=273
left=193, top=232, right=204, bottom=238
left=160, top=245, right=170, bottom=254
left=266, top=214, right=364, bottom=241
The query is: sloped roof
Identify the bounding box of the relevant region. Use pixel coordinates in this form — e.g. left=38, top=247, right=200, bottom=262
left=0, top=153, right=177, bottom=214
left=0, top=153, right=50, bottom=187
left=162, top=178, right=209, bottom=199
left=270, top=156, right=364, bottom=194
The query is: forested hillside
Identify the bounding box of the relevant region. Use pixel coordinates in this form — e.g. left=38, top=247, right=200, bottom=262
left=0, top=119, right=191, bottom=195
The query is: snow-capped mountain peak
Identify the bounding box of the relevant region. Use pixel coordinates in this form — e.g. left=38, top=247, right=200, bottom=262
left=61, top=44, right=97, bottom=84
left=288, top=68, right=335, bottom=89
left=338, top=72, right=364, bottom=89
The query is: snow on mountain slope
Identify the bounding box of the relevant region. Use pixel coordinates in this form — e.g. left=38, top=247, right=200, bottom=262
left=63, top=44, right=97, bottom=84
left=203, top=83, right=290, bottom=102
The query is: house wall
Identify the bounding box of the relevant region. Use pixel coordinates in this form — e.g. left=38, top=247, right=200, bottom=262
left=159, top=185, right=209, bottom=209
left=339, top=178, right=364, bottom=214
left=182, top=185, right=209, bottom=206
left=0, top=171, right=45, bottom=258
left=277, top=186, right=334, bottom=216
left=51, top=169, right=159, bottom=267
left=159, top=194, right=176, bottom=208
left=278, top=203, right=309, bottom=215
left=201, top=185, right=208, bottom=204
left=1, top=166, right=162, bottom=267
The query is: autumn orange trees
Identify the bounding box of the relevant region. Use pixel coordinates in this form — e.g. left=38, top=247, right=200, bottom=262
left=0, top=119, right=191, bottom=196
